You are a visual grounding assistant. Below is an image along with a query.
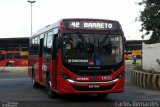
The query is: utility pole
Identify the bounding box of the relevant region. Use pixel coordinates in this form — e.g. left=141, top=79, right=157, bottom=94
left=28, top=0, right=36, bottom=35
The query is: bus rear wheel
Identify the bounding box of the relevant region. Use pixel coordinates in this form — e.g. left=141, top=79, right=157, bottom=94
left=32, top=72, right=41, bottom=88
left=6, top=63, right=13, bottom=67
left=46, top=74, right=57, bottom=98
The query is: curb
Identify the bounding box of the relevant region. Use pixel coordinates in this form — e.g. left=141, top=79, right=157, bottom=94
left=0, top=67, right=28, bottom=73
left=131, top=70, right=160, bottom=90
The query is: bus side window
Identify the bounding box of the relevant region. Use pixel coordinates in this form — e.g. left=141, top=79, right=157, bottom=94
left=46, top=31, right=53, bottom=54
left=0, top=54, right=5, bottom=61
left=0, top=54, right=1, bottom=61
left=0, top=54, right=4, bottom=61
left=29, top=38, right=35, bottom=55
left=34, top=36, right=40, bottom=55
left=6, top=53, right=13, bottom=59
left=14, top=53, right=21, bottom=59
left=43, top=33, right=48, bottom=55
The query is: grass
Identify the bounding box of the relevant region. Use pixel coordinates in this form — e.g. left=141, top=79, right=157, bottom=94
left=0, top=67, right=4, bottom=72
left=133, top=64, right=160, bottom=74
left=125, top=59, right=141, bottom=65
left=133, top=64, right=143, bottom=71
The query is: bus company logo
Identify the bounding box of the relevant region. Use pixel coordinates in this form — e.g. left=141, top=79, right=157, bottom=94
left=67, top=59, right=88, bottom=63
left=95, top=58, right=101, bottom=66
left=88, top=66, right=100, bottom=69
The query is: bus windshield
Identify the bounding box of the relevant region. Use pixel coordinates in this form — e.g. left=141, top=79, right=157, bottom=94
left=62, top=33, right=123, bottom=66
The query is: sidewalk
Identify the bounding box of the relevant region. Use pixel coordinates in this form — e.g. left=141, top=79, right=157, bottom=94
left=0, top=67, right=28, bottom=73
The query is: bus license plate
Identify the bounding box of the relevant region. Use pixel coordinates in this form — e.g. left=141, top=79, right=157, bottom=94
left=89, top=84, right=99, bottom=88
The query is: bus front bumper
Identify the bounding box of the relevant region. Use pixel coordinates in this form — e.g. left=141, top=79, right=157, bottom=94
left=57, top=77, right=124, bottom=94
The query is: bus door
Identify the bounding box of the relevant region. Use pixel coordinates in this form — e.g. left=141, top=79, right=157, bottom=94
left=42, top=32, right=53, bottom=85
left=39, top=37, right=44, bottom=83
left=51, top=34, right=58, bottom=90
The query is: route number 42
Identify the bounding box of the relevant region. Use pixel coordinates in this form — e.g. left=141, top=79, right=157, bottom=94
left=71, top=22, right=80, bottom=28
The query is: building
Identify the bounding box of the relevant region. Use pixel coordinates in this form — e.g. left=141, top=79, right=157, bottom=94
left=0, top=37, right=29, bottom=51
left=126, top=40, right=144, bottom=51
left=0, top=37, right=29, bottom=66
left=125, top=40, right=148, bottom=59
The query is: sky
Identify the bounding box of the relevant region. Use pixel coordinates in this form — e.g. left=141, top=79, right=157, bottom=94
left=0, top=0, right=147, bottom=40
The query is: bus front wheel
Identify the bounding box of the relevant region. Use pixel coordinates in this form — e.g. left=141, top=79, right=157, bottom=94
left=46, top=74, right=57, bottom=98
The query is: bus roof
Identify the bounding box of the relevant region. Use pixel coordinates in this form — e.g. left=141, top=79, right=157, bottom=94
left=32, top=20, right=61, bottom=37
left=62, top=18, right=119, bottom=22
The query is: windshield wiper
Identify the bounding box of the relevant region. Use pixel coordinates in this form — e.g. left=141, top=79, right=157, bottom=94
left=100, top=35, right=110, bottom=46
left=77, top=33, right=88, bottom=46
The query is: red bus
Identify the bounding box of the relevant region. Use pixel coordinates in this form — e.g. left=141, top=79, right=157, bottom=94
left=0, top=51, right=28, bottom=66
left=28, top=18, right=125, bottom=98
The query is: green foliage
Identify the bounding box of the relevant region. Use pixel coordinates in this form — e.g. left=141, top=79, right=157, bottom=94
left=134, top=64, right=143, bottom=71
left=138, top=0, right=160, bottom=44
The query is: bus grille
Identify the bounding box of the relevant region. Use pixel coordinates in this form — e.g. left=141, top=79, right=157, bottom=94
left=71, top=84, right=115, bottom=91
left=76, top=70, right=113, bottom=76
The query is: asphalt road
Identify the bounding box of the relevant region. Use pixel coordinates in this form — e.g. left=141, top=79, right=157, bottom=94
left=0, top=65, right=160, bottom=107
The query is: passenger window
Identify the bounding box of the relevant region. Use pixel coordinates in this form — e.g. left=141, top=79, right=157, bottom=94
left=46, top=31, right=53, bottom=54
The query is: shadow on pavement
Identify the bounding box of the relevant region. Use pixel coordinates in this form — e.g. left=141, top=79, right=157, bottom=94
left=51, top=94, right=115, bottom=102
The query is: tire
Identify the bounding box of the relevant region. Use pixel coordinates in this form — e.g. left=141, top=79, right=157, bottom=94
left=97, top=93, right=108, bottom=98
left=32, top=72, right=40, bottom=88
left=46, top=74, right=57, bottom=98
left=6, top=63, right=13, bottom=67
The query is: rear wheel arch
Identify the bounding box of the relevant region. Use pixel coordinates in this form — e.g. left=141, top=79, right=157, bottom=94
left=6, top=63, right=13, bottom=67
left=32, top=68, right=41, bottom=88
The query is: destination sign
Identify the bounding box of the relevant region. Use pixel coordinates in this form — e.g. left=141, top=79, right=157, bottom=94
left=63, top=20, right=120, bottom=30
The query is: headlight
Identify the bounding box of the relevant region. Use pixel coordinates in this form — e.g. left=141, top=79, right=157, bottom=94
left=117, top=72, right=124, bottom=79
left=60, top=71, right=71, bottom=79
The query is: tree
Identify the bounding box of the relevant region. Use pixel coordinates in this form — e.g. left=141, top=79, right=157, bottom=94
left=138, top=0, right=160, bottom=44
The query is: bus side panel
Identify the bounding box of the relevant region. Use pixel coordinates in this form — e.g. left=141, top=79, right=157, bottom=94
left=28, top=55, right=39, bottom=83
left=14, top=59, right=21, bottom=66
left=20, top=59, right=28, bottom=66
left=0, top=60, right=8, bottom=66
left=57, top=50, right=63, bottom=93
left=41, top=56, right=52, bottom=86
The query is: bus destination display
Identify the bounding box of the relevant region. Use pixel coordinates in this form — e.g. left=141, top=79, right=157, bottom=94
left=65, top=20, right=120, bottom=30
